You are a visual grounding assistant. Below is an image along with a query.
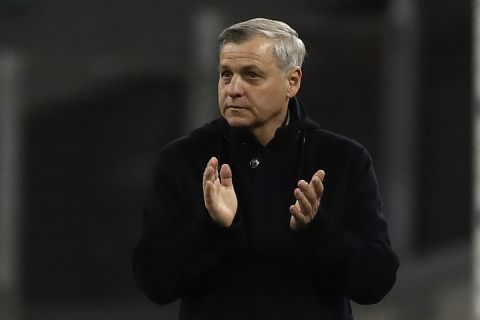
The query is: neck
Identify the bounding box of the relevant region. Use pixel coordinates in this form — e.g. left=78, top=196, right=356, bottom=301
left=252, top=106, right=289, bottom=146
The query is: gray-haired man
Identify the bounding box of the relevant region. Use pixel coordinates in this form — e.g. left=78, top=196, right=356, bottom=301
left=133, top=18, right=399, bottom=320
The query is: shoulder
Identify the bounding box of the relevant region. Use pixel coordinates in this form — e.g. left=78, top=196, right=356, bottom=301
left=301, top=115, right=368, bottom=156
left=307, top=128, right=370, bottom=159
left=304, top=128, right=378, bottom=190
left=153, top=118, right=226, bottom=173
left=160, top=118, right=226, bottom=157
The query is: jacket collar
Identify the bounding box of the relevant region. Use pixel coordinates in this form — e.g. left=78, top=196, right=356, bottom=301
left=221, top=97, right=318, bottom=144
left=189, top=97, right=320, bottom=143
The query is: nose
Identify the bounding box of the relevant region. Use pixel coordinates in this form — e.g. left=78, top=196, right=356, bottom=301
left=226, top=75, right=244, bottom=98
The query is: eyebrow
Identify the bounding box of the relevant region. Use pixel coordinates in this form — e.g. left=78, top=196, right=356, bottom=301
left=218, top=64, right=263, bottom=72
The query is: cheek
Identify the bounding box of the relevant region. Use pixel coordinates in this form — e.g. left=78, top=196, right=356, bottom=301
left=217, top=85, right=225, bottom=100
left=217, top=91, right=226, bottom=114
left=217, top=95, right=223, bottom=111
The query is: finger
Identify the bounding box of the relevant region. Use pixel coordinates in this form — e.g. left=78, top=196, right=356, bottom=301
left=294, top=187, right=313, bottom=219
left=298, top=180, right=317, bottom=205
left=209, top=157, right=219, bottom=181
left=202, top=165, right=211, bottom=189
left=207, top=157, right=219, bottom=177
left=219, top=164, right=233, bottom=188
left=312, top=169, right=325, bottom=182
left=311, top=176, right=324, bottom=200
left=203, top=180, right=216, bottom=211
left=311, top=170, right=325, bottom=198
left=209, top=156, right=218, bottom=165
left=213, top=158, right=219, bottom=180
left=203, top=161, right=215, bottom=189
left=290, top=204, right=309, bottom=227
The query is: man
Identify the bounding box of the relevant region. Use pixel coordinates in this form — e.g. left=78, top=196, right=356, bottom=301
left=133, top=18, right=399, bottom=320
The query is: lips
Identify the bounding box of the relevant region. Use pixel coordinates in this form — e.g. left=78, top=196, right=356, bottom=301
left=226, top=105, right=248, bottom=110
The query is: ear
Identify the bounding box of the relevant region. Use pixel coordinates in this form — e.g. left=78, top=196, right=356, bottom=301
left=286, top=67, right=302, bottom=98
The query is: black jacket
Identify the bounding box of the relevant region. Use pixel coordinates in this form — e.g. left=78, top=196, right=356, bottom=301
left=133, top=100, right=399, bottom=320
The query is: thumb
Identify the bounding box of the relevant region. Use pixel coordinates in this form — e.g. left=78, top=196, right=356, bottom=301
left=219, top=164, right=233, bottom=188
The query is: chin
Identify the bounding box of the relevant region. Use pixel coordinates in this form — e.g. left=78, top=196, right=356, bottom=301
left=224, top=116, right=252, bottom=128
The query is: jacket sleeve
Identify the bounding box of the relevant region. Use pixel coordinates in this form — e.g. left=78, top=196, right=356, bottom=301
left=294, top=144, right=399, bottom=305
left=132, top=153, right=245, bottom=305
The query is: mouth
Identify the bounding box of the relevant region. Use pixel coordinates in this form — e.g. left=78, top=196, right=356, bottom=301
left=226, top=105, right=248, bottom=111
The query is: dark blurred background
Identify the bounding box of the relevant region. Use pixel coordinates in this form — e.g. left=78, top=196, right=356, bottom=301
left=0, top=0, right=475, bottom=319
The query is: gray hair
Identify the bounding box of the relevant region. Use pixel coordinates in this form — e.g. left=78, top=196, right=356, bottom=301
left=218, top=18, right=306, bottom=73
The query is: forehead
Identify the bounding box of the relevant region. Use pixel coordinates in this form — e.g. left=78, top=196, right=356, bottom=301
left=219, top=36, right=276, bottom=67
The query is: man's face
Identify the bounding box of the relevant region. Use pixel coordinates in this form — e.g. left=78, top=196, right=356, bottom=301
left=218, top=36, right=298, bottom=134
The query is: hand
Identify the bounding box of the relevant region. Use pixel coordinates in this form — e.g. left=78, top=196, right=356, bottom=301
left=290, top=170, right=325, bottom=230
left=203, top=157, right=238, bottom=227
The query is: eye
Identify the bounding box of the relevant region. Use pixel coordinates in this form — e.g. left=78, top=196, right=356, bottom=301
left=220, top=71, right=233, bottom=78
left=247, top=71, right=259, bottom=79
